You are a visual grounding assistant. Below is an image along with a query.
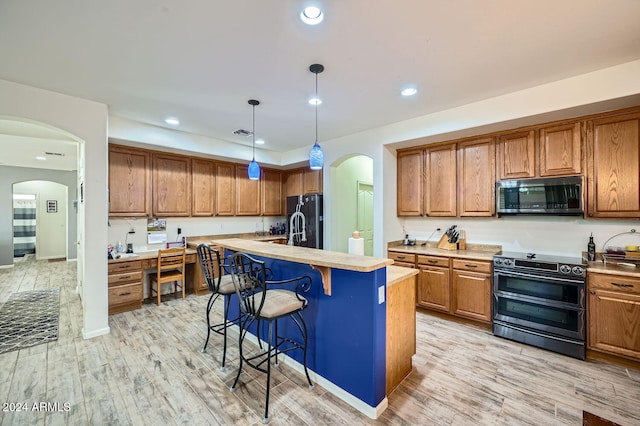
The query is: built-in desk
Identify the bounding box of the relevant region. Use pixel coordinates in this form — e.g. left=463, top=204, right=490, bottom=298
left=107, top=249, right=197, bottom=314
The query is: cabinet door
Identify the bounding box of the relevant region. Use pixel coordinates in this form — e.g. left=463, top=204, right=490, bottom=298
left=215, top=162, right=235, bottom=216
left=452, top=270, right=492, bottom=323
left=586, top=112, right=640, bottom=218
left=236, top=165, right=261, bottom=216
left=152, top=154, right=191, bottom=217
left=424, top=144, right=456, bottom=217
left=304, top=169, right=322, bottom=194
left=261, top=168, right=283, bottom=216
left=497, top=130, right=535, bottom=179
left=284, top=169, right=304, bottom=198
left=397, top=149, right=424, bottom=216
left=417, top=266, right=450, bottom=312
left=458, top=137, right=495, bottom=217
left=108, top=146, right=151, bottom=217
left=191, top=158, right=215, bottom=216
left=588, top=289, right=640, bottom=360
left=539, top=122, right=582, bottom=176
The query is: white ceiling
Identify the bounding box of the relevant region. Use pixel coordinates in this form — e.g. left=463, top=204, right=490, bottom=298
left=1, top=0, right=640, bottom=169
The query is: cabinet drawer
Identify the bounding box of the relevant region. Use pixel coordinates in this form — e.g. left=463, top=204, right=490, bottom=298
left=109, top=283, right=142, bottom=306
left=452, top=259, right=492, bottom=273
left=108, top=271, right=142, bottom=286
left=393, top=261, right=416, bottom=269
left=388, top=252, right=416, bottom=264
left=589, top=273, right=640, bottom=294
left=417, top=255, right=450, bottom=268
left=108, top=260, right=143, bottom=274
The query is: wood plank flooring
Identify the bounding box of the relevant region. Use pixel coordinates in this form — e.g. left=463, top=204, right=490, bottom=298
left=0, top=256, right=639, bottom=425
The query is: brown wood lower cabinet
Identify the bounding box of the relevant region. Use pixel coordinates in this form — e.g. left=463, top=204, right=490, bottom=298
left=588, top=272, right=640, bottom=361
left=413, top=254, right=492, bottom=325
left=108, top=260, right=144, bottom=314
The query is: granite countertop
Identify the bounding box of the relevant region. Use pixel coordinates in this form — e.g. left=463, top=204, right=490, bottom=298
left=386, top=265, right=419, bottom=286
left=387, top=241, right=501, bottom=261
left=211, top=238, right=393, bottom=272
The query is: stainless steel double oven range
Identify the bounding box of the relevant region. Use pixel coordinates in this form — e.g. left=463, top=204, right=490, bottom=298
left=492, top=252, right=587, bottom=360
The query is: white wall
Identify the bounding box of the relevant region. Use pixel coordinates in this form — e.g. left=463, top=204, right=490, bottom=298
left=330, top=155, right=373, bottom=253
left=108, top=215, right=286, bottom=252
left=14, top=180, right=67, bottom=260
left=0, top=78, right=109, bottom=339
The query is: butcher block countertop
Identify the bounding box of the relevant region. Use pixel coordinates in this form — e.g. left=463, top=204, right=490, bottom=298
left=209, top=238, right=393, bottom=272
left=387, top=241, right=501, bottom=261
left=386, top=265, right=419, bottom=286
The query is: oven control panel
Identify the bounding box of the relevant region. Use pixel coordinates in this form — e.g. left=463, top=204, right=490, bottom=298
left=493, top=256, right=585, bottom=277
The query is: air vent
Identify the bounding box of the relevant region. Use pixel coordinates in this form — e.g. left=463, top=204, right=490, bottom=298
left=233, top=129, right=253, bottom=137
left=44, top=151, right=65, bottom=156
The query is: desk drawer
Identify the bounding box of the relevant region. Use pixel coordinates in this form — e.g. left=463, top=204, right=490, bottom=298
left=452, top=259, right=491, bottom=273
left=108, top=260, right=143, bottom=274
left=109, top=283, right=142, bottom=306
left=108, top=271, right=142, bottom=286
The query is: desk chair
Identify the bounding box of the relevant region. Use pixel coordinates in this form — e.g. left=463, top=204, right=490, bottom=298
left=196, top=243, right=236, bottom=370
left=228, top=252, right=313, bottom=424
left=149, top=247, right=186, bottom=306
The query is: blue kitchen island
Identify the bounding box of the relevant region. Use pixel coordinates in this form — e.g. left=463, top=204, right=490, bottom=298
left=210, top=238, right=397, bottom=419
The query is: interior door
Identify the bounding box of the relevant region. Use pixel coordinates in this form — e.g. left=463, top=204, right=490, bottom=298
left=357, top=181, right=374, bottom=256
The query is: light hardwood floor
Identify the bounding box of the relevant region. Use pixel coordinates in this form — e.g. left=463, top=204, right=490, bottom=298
left=0, top=256, right=639, bottom=425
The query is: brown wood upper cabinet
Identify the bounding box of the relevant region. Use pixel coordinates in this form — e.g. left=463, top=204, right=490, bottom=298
left=261, top=168, right=283, bottom=216
left=152, top=153, right=191, bottom=217
left=397, top=149, right=423, bottom=216
left=304, top=169, right=323, bottom=194
left=539, top=122, right=582, bottom=176
left=284, top=168, right=323, bottom=197
left=236, top=165, right=261, bottom=216
left=457, top=137, right=495, bottom=217
left=215, top=162, right=235, bottom=216
left=191, top=158, right=215, bottom=216
left=497, top=130, right=535, bottom=179
left=424, top=143, right=457, bottom=217
left=498, top=122, right=581, bottom=180
left=586, top=111, right=640, bottom=218
left=108, top=145, right=152, bottom=217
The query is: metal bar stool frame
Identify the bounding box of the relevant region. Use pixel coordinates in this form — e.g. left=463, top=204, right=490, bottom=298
left=228, top=252, right=314, bottom=424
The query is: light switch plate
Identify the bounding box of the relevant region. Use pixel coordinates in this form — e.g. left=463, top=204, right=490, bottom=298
left=378, top=285, right=385, bottom=304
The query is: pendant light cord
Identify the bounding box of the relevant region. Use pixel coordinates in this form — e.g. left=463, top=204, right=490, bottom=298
left=252, top=103, right=256, bottom=161
left=314, top=71, right=318, bottom=144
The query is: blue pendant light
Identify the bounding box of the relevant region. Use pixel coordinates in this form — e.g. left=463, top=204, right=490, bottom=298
left=309, top=64, right=324, bottom=170
left=247, top=99, right=260, bottom=180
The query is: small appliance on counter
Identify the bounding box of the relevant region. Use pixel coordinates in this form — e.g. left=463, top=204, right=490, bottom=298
left=402, top=234, right=416, bottom=246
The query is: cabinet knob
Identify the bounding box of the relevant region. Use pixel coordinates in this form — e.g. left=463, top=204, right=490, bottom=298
left=590, top=290, right=596, bottom=295
left=588, top=213, right=594, bottom=217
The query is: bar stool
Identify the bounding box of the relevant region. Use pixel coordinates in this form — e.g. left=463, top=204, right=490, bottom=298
left=227, top=252, right=314, bottom=424
left=196, top=243, right=236, bottom=370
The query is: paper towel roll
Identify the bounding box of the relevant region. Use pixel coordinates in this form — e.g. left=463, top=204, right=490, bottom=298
left=348, top=237, right=365, bottom=255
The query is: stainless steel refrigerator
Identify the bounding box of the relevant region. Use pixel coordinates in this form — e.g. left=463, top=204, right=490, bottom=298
left=286, top=194, right=323, bottom=249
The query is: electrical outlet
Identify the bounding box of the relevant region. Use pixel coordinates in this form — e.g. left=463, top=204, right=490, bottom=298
left=177, top=227, right=182, bottom=235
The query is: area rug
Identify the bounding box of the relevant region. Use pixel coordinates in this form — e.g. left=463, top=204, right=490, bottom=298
left=0, top=288, right=60, bottom=354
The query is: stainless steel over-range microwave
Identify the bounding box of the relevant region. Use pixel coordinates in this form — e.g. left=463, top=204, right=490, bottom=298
left=496, top=176, right=583, bottom=216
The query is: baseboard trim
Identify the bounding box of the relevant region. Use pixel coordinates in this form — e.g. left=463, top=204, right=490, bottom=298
left=82, top=326, right=110, bottom=339
left=0, top=264, right=15, bottom=270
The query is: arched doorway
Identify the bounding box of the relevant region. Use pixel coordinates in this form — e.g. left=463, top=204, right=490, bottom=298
left=329, top=154, right=374, bottom=255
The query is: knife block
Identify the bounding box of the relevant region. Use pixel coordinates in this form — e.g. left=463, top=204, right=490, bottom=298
left=437, top=234, right=458, bottom=250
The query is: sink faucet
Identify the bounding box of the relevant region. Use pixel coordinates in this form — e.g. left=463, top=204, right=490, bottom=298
left=288, top=199, right=307, bottom=246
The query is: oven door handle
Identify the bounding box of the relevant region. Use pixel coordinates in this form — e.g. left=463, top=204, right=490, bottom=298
left=494, top=269, right=584, bottom=285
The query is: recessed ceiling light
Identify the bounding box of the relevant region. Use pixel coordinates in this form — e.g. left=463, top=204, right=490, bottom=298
left=165, top=117, right=180, bottom=126
left=35, top=156, right=46, bottom=160
left=255, top=139, right=265, bottom=145
left=308, top=97, right=322, bottom=106
left=401, top=87, right=418, bottom=97
left=300, top=6, right=323, bottom=25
